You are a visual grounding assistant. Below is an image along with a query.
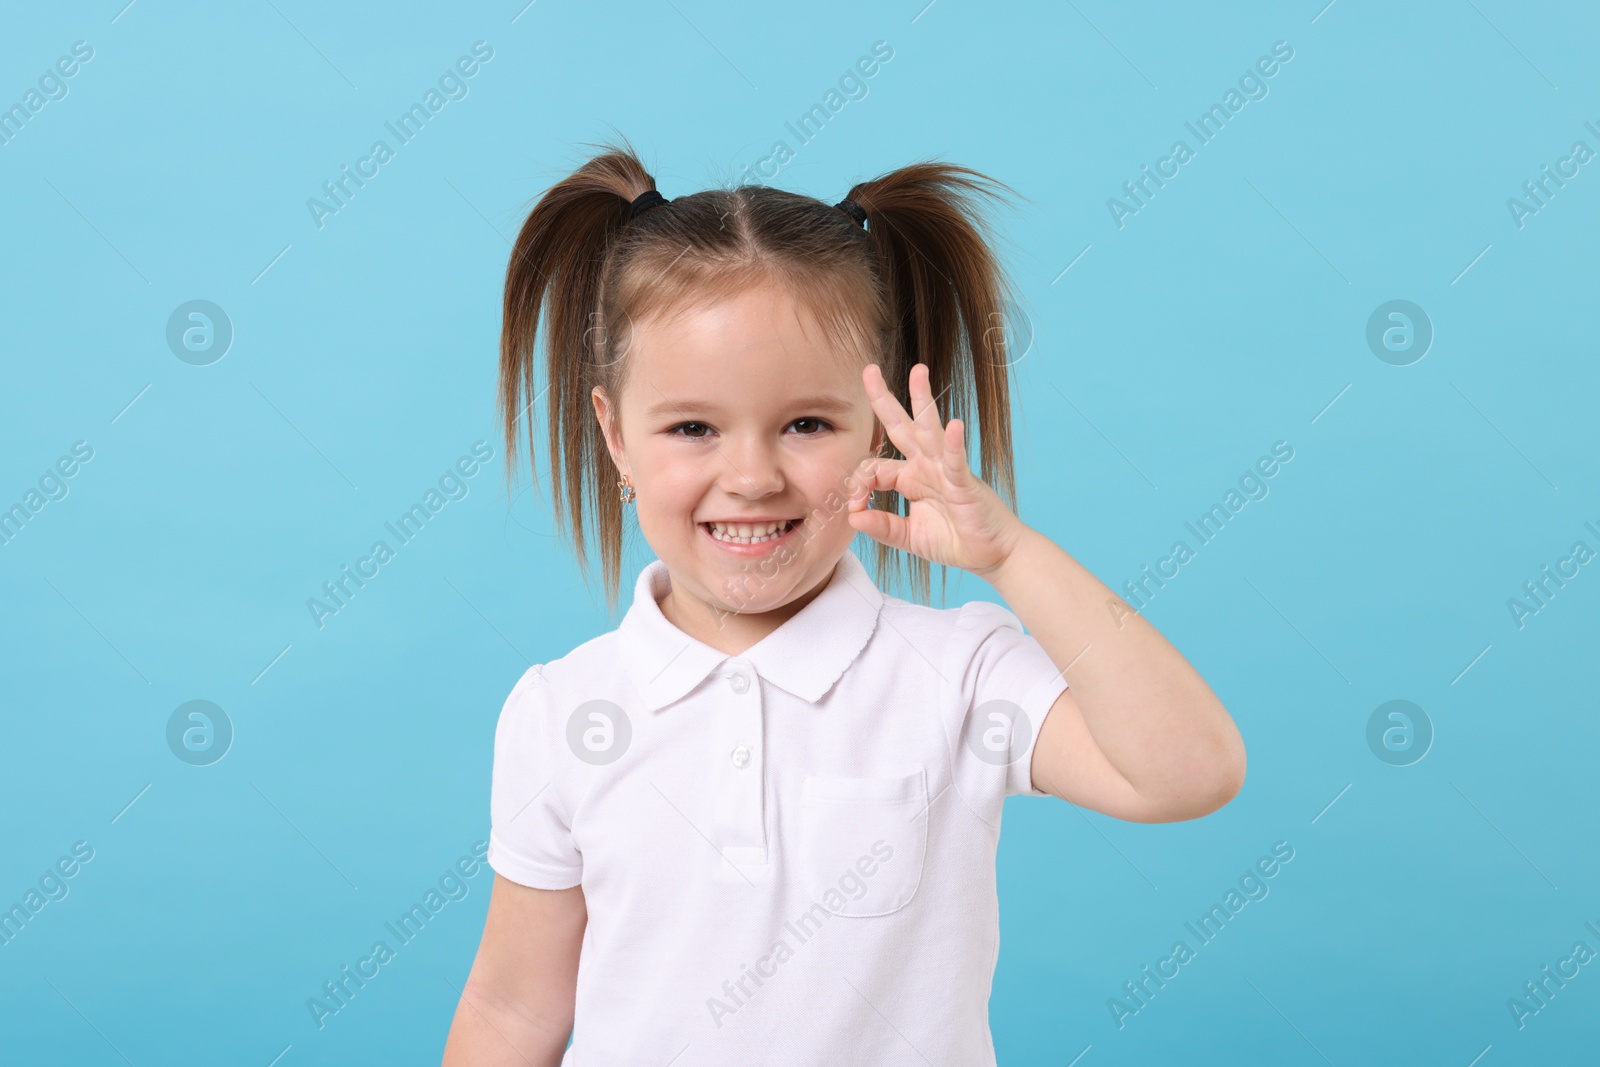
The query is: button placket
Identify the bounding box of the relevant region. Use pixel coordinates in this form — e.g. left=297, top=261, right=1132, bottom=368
left=709, top=660, right=766, bottom=872
left=726, top=665, right=757, bottom=773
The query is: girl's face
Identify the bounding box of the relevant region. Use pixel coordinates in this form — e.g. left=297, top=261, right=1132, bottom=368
left=591, top=278, right=884, bottom=630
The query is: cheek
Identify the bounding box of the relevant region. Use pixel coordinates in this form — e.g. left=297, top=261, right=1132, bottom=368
left=802, top=458, right=849, bottom=496
left=817, top=435, right=873, bottom=479
left=637, top=457, right=707, bottom=512
left=795, top=450, right=862, bottom=509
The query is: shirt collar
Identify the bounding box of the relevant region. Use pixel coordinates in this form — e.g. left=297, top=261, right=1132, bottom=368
left=617, top=550, right=884, bottom=712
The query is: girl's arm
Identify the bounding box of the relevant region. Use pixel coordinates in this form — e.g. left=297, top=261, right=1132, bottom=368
left=976, top=525, right=1246, bottom=822
left=442, top=875, right=586, bottom=1066
left=850, top=361, right=1246, bottom=824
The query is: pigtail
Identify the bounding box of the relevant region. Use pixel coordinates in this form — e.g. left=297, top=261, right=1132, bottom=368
left=843, top=163, right=1027, bottom=604
left=499, top=137, right=659, bottom=606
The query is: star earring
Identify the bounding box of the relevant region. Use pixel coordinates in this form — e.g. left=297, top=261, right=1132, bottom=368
left=618, top=474, right=636, bottom=505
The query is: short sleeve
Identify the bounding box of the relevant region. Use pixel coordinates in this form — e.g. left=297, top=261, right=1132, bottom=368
left=487, top=664, right=584, bottom=889
left=941, top=600, right=1070, bottom=817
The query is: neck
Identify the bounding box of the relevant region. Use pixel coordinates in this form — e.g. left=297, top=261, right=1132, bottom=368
left=657, top=562, right=836, bottom=657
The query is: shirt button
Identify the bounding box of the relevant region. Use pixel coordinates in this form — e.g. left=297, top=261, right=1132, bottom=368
left=728, top=673, right=749, bottom=694
left=731, top=744, right=751, bottom=768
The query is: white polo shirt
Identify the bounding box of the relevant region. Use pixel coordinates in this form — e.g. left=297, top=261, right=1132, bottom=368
left=487, top=548, right=1069, bottom=1065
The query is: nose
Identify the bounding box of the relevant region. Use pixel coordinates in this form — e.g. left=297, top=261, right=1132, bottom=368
left=718, top=432, right=786, bottom=499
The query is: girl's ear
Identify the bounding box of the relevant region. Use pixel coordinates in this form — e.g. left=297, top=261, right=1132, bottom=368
left=591, top=386, right=627, bottom=474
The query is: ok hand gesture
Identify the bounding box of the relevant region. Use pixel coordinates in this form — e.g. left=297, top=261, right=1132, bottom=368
left=847, top=362, right=1028, bottom=581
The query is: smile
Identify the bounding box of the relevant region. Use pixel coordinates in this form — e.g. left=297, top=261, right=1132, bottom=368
left=701, top=518, right=800, bottom=549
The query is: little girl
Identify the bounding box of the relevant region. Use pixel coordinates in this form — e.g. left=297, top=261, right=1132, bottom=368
left=442, top=138, right=1245, bottom=1066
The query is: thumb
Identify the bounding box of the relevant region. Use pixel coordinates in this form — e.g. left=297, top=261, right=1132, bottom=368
left=847, top=504, right=909, bottom=551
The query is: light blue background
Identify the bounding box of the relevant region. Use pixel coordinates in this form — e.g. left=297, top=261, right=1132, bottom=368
left=2, top=0, right=1596, bottom=1063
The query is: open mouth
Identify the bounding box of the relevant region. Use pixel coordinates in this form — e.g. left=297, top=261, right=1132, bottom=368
left=701, top=518, right=800, bottom=546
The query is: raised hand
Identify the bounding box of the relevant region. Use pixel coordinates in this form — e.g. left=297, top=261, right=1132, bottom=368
left=846, top=362, right=1028, bottom=580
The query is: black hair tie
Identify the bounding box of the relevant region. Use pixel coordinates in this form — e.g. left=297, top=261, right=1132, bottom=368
left=628, top=189, right=670, bottom=220
left=835, top=197, right=868, bottom=228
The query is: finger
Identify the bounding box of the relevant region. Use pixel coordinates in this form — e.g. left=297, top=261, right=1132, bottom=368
left=847, top=500, right=911, bottom=552
left=862, top=363, right=921, bottom=459
left=943, top=418, right=971, bottom=481
left=906, top=363, right=943, bottom=450
left=846, top=455, right=905, bottom=507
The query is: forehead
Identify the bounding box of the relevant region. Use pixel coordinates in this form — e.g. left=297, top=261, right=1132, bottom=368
left=623, top=282, right=866, bottom=414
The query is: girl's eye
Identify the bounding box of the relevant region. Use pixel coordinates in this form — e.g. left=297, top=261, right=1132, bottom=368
left=668, top=415, right=832, bottom=435
left=789, top=417, right=833, bottom=436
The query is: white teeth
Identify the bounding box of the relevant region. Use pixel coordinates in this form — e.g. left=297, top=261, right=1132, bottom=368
left=707, top=520, right=794, bottom=544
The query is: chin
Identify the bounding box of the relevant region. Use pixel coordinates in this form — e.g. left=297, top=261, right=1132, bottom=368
left=732, top=555, right=843, bottom=614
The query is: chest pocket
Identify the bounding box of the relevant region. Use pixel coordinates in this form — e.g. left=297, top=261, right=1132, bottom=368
left=797, top=770, right=929, bottom=917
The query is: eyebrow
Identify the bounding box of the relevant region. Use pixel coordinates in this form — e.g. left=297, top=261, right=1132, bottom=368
left=645, top=395, right=857, bottom=418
